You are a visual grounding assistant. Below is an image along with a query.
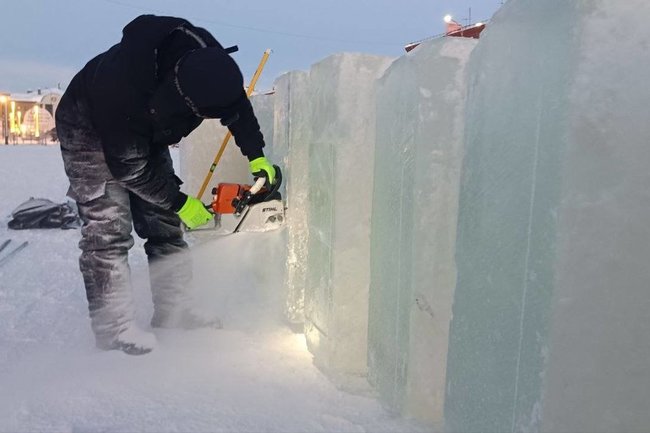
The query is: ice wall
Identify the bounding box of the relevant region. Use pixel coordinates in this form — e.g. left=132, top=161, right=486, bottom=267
left=444, top=1, right=650, bottom=432
left=272, top=71, right=311, bottom=326
left=368, top=37, right=475, bottom=425
left=304, top=53, right=393, bottom=383
left=179, top=93, right=274, bottom=200
left=542, top=2, right=650, bottom=432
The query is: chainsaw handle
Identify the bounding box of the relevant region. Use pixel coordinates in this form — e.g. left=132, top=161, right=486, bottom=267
left=250, top=165, right=282, bottom=195
left=249, top=176, right=267, bottom=195
left=233, top=165, right=283, bottom=216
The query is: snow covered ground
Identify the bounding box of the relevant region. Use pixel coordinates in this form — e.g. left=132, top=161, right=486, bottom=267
left=0, top=146, right=430, bottom=433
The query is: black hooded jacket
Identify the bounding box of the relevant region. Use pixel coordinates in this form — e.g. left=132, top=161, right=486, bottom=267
left=57, top=15, right=266, bottom=211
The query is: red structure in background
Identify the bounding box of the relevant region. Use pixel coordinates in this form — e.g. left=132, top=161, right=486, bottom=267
left=405, top=19, right=487, bottom=53
left=446, top=22, right=486, bottom=39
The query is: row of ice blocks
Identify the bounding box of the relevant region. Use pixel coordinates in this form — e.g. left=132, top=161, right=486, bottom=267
left=275, top=2, right=650, bottom=426
left=274, top=44, right=473, bottom=421
left=180, top=2, right=650, bottom=426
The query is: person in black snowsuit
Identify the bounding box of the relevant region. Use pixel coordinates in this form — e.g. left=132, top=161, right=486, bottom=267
left=55, top=15, right=277, bottom=355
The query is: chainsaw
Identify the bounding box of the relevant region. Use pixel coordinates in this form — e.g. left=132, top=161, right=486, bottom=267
left=193, top=165, right=285, bottom=235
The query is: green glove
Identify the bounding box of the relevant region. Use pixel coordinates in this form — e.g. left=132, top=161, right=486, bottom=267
left=249, top=157, right=276, bottom=186
left=177, top=196, right=212, bottom=229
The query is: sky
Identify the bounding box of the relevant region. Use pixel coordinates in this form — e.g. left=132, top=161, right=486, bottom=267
left=0, top=0, right=503, bottom=93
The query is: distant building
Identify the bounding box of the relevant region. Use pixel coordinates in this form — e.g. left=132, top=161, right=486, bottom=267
left=0, top=87, right=63, bottom=145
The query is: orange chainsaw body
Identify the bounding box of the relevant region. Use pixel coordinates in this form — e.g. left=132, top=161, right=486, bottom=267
left=211, top=183, right=252, bottom=214
left=202, top=165, right=284, bottom=234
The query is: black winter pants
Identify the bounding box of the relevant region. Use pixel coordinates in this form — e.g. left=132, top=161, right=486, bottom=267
left=56, top=98, right=191, bottom=347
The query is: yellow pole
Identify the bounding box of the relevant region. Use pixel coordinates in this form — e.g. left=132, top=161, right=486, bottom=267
left=196, top=48, right=272, bottom=200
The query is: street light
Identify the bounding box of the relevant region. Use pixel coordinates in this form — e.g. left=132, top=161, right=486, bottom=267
left=0, top=95, right=8, bottom=145
left=444, top=14, right=463, bottom=36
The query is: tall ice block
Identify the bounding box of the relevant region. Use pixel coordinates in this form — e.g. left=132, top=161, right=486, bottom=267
left=179, top=119, right=248, bottom=199
left=304, top=53, right=393, bottom=383
left=273, top=71, right=311, bottom=326
left=250, top=93, right=275, bottom=162
left=369, top=37, right=476, bottom=425
left=179, top=93, right=274, bottom=199
left=444, top=1, right=650, bottom=432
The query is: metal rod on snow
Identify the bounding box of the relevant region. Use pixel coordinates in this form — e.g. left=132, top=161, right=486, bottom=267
left=196, top=49, right=272, bottom=200
left=0, top=239, right=10, bottom=254
left=0, top=240, right=28, bottom=268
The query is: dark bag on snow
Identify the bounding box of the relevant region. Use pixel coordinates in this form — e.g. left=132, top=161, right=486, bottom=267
left=8, top=198, right=81, bottom=230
